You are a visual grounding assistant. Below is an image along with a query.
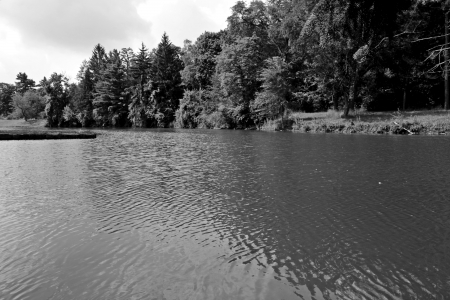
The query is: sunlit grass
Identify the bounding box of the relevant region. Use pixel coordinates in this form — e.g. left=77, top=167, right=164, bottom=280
left=261, top=109, right=450, bottom=135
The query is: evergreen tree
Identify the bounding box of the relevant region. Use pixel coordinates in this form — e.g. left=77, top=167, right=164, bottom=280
left=42, top=73, right=71, bottom=127
left=71, top=68, right=95, bottom=126
left=93, top=49, right=128, bottom=126
left=120, top=47, right=134, bottom=85
left=15, top=72, right=35, bottom=95
left=128, top=43, right=152, bottom=127
left=89, top=44, right=107, bottom=83
left=0, top=83, right=15, bottom=116
left=79, top=68, right=94, bottom=112
left=149, top=33, right=184, bottom=127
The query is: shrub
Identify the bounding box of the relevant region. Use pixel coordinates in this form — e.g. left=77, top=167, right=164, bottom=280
left=175, top=90, right=204, bottom=128
left=62, top=106, right=81, bottom=127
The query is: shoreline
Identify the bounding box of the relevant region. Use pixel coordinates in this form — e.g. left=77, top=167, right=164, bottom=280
left=0, top=119, right=96, bottom=140
left=1, top=110, right=450, bottom=136
left=260, top=110, right=450, bottom=135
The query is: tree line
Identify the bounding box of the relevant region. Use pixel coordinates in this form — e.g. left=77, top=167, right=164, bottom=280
left=0, top=0, right=447, bottom=128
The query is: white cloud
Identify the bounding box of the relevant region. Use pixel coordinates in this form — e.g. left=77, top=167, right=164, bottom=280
left=137, top=0, right=236, bottom=46
left=0, top=0, right=152, bottom=51
left=0, top=0, right=238, bottom=83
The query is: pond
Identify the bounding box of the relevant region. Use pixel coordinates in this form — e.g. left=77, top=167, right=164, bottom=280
left=0, top=129, right=449, bottom=299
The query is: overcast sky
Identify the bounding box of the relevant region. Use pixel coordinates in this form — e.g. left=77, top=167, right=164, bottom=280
left=0, top=0, right=237, bottom=83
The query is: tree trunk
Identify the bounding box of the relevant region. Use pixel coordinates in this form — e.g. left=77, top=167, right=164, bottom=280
left=279, top=104, right=284, bottom=129
left=445, top=9, right=449, bottom=110
left=343, top=78, right=358, bottom=117
left=332, top=90, right=339, bottom=111
left=403, top=89, right=407, bottom=111
left=19, top=107, right=27, bottom=121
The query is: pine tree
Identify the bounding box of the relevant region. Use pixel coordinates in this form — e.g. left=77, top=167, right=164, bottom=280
left=89, top=44, right=107, bottom=83
left=15, top=72, right=35, bottom=95
left=128, top=43, right=152, bottom=127
left=120, top=47, right=134, bottom=84
left=150, top=33, right=184, bottom=126
left=0, top=83, right=15, bottom=116
left=93, top=49, right=128, bottom=126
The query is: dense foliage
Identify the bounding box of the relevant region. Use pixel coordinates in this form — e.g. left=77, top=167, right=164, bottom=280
left=12, top=91, right=46, bottom=120
left=0, top=1, right=448, bottom=128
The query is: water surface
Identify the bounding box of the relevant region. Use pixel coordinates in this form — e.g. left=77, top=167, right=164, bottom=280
left=1, top=130, right=449, bottom=299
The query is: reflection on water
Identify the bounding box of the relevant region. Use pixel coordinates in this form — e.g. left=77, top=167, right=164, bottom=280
left=0, top=130, right=449, bottom=299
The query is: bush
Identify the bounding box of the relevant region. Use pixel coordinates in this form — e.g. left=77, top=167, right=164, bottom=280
left=76, top=110, right=94, bottom=127
left=62, top=106, right=81, bottom=127
left=175, top=90, right=204, bottom=128
left=197, top=107, right=234, bottom=129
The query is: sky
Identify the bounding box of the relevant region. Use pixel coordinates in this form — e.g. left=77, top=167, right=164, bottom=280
left=0, top=0, right=238, bottom=83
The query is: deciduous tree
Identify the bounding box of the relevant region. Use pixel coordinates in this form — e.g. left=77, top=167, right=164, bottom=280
left=12, top=90, right=45, bottom=120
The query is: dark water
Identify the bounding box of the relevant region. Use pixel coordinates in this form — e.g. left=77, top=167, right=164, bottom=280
left=0, top=130, right=449, bottom=300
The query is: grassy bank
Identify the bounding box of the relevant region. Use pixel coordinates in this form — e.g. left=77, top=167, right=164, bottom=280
left=3, top=111, right=450, bottom=136
left=261, top=110, right=450, bottom=135
left=0, top=118, right=97, bottom=140
left=0, top=118, right=47, bottom=130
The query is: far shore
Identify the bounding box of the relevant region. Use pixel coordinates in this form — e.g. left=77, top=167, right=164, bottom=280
left=261, top=110, right=450, bottom=135
left=0, top=119, right=97, bottom=140
left=1, top=109, right=450, bottom=136
left=0, top=118, right=48, bottom=130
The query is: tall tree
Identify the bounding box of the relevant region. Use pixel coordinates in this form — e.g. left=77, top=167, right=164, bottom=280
left=291, top=0, right=412, bottom=115
left=74, top=68, right=95, bottom=124
left=149, top=33, right=184, bottom=126
left=42, top=73, right=71, bottom=127
left=0, top=83, right=15, bottom=116
left=228, top=0, right=288, bottom=59
left=120, top=47, right=134, bottom=84
left=253, top=57, right=291, bottom=120
left=128, top=43, right=152, bottom=127
left=181, top=31, right=224, bottom=90
left=93, top=49, right=128, bottom=126
left=89, top=44, right=107, bottom=83
left=15, top=72, right=35, bottom=95
left=216, top=34, right=265, bottom=126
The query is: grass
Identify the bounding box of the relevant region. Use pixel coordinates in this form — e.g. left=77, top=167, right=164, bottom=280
left=4, top=111, right=450, bottom=135
left=0, top=118, right=95, bottom=139
left=0, top=118, right=47, bottom=130
left=261, top=109, right=450, bottom=135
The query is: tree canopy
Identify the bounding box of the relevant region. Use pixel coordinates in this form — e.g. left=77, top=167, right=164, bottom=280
left=2, top=1, right=448, bottom=128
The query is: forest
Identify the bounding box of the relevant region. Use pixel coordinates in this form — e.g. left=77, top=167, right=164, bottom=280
left=0, top=0, right=448, bottom=129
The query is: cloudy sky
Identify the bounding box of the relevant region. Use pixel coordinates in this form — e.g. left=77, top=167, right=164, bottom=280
left=0, top=0, right=237, bottom=83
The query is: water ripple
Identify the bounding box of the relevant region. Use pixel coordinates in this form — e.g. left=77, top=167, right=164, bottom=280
left=0, top=131, right=449, bottom=299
